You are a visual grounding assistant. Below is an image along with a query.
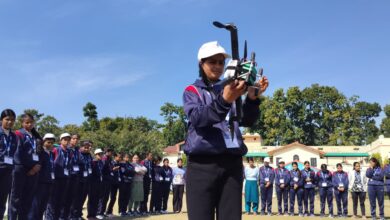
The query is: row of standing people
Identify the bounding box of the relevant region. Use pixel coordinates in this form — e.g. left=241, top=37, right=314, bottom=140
left=244, top=157, right=390, bottom=220
left=0, top=109, right=186, bottom=220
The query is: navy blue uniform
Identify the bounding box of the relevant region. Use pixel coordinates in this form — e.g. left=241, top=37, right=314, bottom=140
left=366, top=167, right=385, bottom=219
left=0, top=127, right=17, bottom=219
left=106, top=160, right=123, bottom=215
left=9, top=129, right=40, bottom=220
left=162, top=166, right=173, bottom=211
left=118, top=162, right=135, bottom=214
left=66, top=146, right=83, bottom=219
left=72, top=151, right=93, bottom=219
left=98, top=155, right=113, bottom=216
left=301, top=168, right=316, bottom=216
left=384, top=164, right=390, bottom=199
left=141, top=159, right=153, bottom=213
left=29, top=150, right=55, bottom=220
left=87, top=159, right=104, bottom=218
left=289, top=169, right=304, bottom=215
left=275, top=167, right=290, bottom=214
left=259, top=165, right=275, bottom=214
left=46, top=146, right=73, bottom=220
left=332, top=171, right=349, bottom=217
left=150, top=165, right=165, bottom=213
left=316, top=170, right=333, bottom=216
left=183, top=79, right=260, bottom=220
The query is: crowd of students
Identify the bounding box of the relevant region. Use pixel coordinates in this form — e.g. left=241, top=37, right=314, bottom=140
left=0, top=109, right=187, bottom=220
left=244, top=157, right=390, bottom=220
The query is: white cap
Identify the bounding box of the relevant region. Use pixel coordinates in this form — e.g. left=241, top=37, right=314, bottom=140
left=197, top=41, right=231, bottom=61
left=43, top=133, right=55, bottom=140
left=264, top=157, right=270, bottom=163
left=60, top=133, right=71, bottom=140
left=94, top=148, right=103, bottom=155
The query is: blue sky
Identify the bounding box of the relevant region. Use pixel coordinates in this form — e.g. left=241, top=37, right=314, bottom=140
left=0, top=0, right=389, bottom=125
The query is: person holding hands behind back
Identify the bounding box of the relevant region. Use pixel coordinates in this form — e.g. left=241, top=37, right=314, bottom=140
left=183, top=41, right=269, bottom=220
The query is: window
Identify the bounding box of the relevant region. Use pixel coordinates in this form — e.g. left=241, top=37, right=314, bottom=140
left=310, top=158, right=317, bottom=167
left=293, top=155, right=299, bottom=162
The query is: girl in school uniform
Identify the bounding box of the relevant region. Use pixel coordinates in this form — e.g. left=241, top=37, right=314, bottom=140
left=87, top=148, right=104, bottom=219
left=150, top=156, right=164, bottom=214
left=28, top=133, right=56, bottom=220
left=128, top=154, right=147, bottom=216
left=349, top=162, right=368, bottom=219
left=332, top=163, right=349, bottom=218
left=259, top=157, right=275, bottom=216
left=106, top=152, right=123, bottom=217
left=10, top=113, right=42, bottom=220
left=161, top=158, right=173, bottom=214
left=275, top=160, right=290, bottom=216
left=172, top=158, right=186, bottom=213
left=0, top=109, right=17, bottom=219
left=316, top=164, right=334, bottom=218
left=289, top=162, right=304, bottom=217
left=384, top=161, right=390, bottom=200
left=244, top=157, right=259, bottom=215
left=301, top=161, right=316, bottom=217
left=46, top=133, right=73, bottom=220
left=118, top=153, right=135, bottom=217
left=67, top=134, right=82, bottom=220
left=183, top=41, right=268, bottom=220
left=366, top=157, right=385, bottom=220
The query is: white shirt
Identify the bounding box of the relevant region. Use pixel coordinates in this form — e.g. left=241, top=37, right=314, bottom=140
left=245, top=166, right=259, bottom=181
left=172, top=167, right=186, bottom=185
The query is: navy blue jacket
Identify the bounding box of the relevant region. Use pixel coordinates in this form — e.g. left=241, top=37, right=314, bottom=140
left=275, top=168, right=291, bottom=188
left=102, top=156, right=113, bottom=181
left=80, top=152, right=93, bottom=181
left=301, top=168, right=316, bottom=189
left=162, top=166, right=173, bottom=184
left=152, top=165, right=165, bottom=183
left=52, top=146, right=73, bottom=179
left=183, top=79, right=260, bottom=156
left=142, top=159, right=153, bottom=181
left=38, top=150, right=54, bottom=184
left=0, top=127, right=18, bottom=169
left=384, top=164, right=390, bottom=186
left=110, top=160, right=123, bottom=184
left=366, top=167, right=384, bottom=186
left=90, top=159, right=104, bottom=182
left=289, top=169, right=304, bottom=188
left=259, top=166, right=275, bottom=186
left=316, top=170, right=333, bottom=188
left=332, top=171, right=349, bottom=190
left=69, top=146, right=83, bottom=176
left=120, top=162, right=135, bottom=183
left=14, top=129, right=40, bottom=170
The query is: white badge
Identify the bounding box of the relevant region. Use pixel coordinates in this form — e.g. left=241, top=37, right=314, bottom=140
left=165, top=177, right=170, bottom=182
left=32, top=153, right=39, bottom=162
left=280, top=179, right=285, bottom=184
left=73, top=165, right=79, bottom=172
left=118, top=177, right=121, bottom=182
left=265, top=177, right=270, bottom=182
left=307, top=181, right=312, bottom=185
left=339, top=183, right=344, bottom=188
left=64, top=169, right=69, bottom=176
left=223, top=129, right=240, bottom=149
left=322, top=182, right=328, bottom=187
left=100, top=176, right=103, bottom=182
left=159, top=177, right=164, bottom=181
left=83, top=171, right=88, bottom=177
left=88, top=168, right=92, bottom=174
left=110, top=172, right=114, bottom=176
left=51, top=172, right=55, bottom=180
left=293, top=177, right=299, bottom=182
left=4, top=156, right=13, bottom=165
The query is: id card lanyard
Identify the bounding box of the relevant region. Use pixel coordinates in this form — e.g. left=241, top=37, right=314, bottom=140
left=3, top=135, right=12, bottom=156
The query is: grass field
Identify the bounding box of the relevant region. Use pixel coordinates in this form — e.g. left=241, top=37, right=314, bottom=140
left=84, top=193, right=390, bottom=220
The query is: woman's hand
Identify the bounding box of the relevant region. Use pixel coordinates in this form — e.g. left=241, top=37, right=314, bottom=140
left=27, top=164, right=41, bottom=176
left=247, top=76, right=269, bottom=100
left=223, top=80, right=247, bottom=103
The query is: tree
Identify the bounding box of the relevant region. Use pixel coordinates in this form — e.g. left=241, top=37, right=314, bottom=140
left=82, top=102, right=99, bottom=131
left=380, top=105, right=390, bottom=137
left=370, top=152, right=383, bottom=167
left=38, top=115, right=61, bottom=136
left=160, top=103, right=187, bottom=146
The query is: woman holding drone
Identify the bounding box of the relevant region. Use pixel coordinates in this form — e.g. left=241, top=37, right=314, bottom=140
left=183, top=40, right=269, bottom=220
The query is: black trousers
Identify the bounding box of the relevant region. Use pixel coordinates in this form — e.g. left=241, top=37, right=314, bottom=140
left=97, top=180, right=111, bottom=215
left=65, top=175, right=80, bottom=219
left=162, top=182, right=171, bottom=211
left=72, top=179, right=90, bottom=218
left=172, top=185, right=184, bottom=212
left=118, top=182, right=132, bottom=214
left=151, top=182, right=163, bottom=212
left=351, top=191, right=366, bottom=216
left=0, top=167, right=12, bottom=219
left=46, top=177, right=70, bottom=220
left=106, top=183, right=120, bottom=214
left=186, top=155, right=243, bottom=220
left=29, top=183, right=53, bottom=220
left=141, top=178, right=151, bottom=213
left=87, top=180, right=103, bottom=218
left=9, top=165, right=39, bottom=220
